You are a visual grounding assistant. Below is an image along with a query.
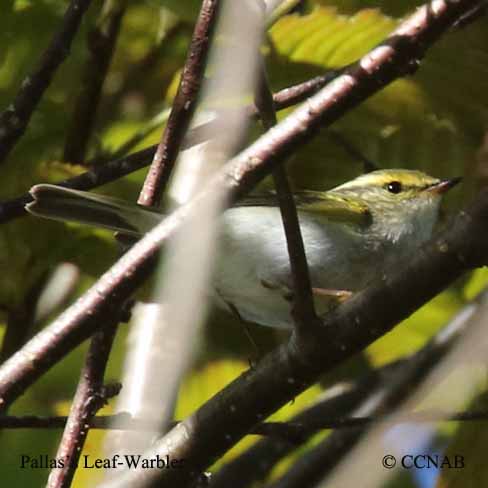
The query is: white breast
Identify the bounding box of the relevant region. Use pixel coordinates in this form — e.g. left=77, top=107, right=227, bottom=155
left=213, top=207, right=373, bottom=328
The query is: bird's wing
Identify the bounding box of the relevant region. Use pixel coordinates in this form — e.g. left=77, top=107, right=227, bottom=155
left=236, top=191, right=371, bottom=227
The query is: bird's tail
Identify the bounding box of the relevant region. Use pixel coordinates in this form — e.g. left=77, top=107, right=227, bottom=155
left=26, top=184, right=163, bottom=236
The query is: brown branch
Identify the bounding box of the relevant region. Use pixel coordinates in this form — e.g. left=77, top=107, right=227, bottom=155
left=181, top=69, right=342, bottom=149
left=264, top=290, right=486, bottom=488
left=210, top=286, right=481, bottom=488
left=0, top=0, right=94, bottom=164
left=0, top=289, right=484, bottom=488
left=1, top=409, right=487, bottom=432
left=137, top=0, right=221, bottom=207
left=0, top=71, right=341, bottom=225
left=63, top=0, right=127, bottom=163
left=254, top=57, right=319, bottom=334
left=0, top=0, right=481, bottom=471
left=327, top=130, right=378, bottom=173
left=47, top=323, right=120, bottom=488
left=210, top=360, right=402, bottom=488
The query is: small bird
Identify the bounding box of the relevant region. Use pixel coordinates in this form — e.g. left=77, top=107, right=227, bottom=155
left=26, top=169, right=461, bottom=328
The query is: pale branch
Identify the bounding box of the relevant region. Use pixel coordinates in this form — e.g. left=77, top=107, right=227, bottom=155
left=137, top=0, right=221, bottom=207
left=0, top=0, right=94, bottom=164
left=63, top=0, right=127, bottom=164
left=0, top=2, right=482, bottom=480
left=179, top=69, right=343, bottom=149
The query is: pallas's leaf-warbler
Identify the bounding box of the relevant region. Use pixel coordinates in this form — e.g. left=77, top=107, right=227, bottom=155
left=26, top=169, right=460, bottom=328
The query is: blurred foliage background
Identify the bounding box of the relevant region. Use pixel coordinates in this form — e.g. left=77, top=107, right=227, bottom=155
left=0, top=0, right=488, bottom=486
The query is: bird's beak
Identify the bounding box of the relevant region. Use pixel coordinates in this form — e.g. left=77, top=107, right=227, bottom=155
left=425, top=176, right=462, bottom=195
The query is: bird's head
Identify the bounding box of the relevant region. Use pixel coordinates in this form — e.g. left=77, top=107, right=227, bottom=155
left=332, top=169, right=461, bottom=243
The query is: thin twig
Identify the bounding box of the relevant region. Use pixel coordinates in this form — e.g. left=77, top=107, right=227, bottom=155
left=63, top=0, right=127, bottom=163
left=2, top=409, right=488, bottom=433
left=0, top=145, right=157, bottom=224
left=0, top=0, right=94, bottom=164
left=182, top=70, right=343, bottom=149
left=327, top=130, right=378, bottom=173
left=137, top=0, right=221, bottom=207
left=47, top=323, right=120, bottom=488
left=0, top=72, right=341, bottom=225
left=254, top=56, right=319, bottom=334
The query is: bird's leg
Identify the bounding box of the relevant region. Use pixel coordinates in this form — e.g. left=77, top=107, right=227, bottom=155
left=216, top=290, right=261, bottom=367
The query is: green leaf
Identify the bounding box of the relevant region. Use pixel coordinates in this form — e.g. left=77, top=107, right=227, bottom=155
left=160, top=0, right=202, bottom=23
left=463, top=268, right=488, bottom=302
left=366, top=291, right=462, bottom=366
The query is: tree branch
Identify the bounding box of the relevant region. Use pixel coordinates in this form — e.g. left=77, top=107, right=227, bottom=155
left=1, top=409, right=487, bottom=432
left=47, top=322, right=120, bottom=488
left=0, top=71, right=341, bottom=225
left=180, top=69, right=343, bottom=149
left=63, top=0, right=127, bottom=163
left=210, top=360, right=400, bottom=488
left=0, top=145, right=156, bottom=224
left=264, top=289, right=487, bottom=488
left=254, top=56, right=319, bottom=334
left=137, top=0, right=221, bottom=207
left=0, top=0, right=94, bottom=164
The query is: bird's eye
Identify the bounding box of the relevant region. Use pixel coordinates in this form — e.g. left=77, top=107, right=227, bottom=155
left=386, top=181, right=402, bottom=194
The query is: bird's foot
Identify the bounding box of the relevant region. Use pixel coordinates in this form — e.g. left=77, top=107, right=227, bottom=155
left=312, top=287, right=353, bottom=303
